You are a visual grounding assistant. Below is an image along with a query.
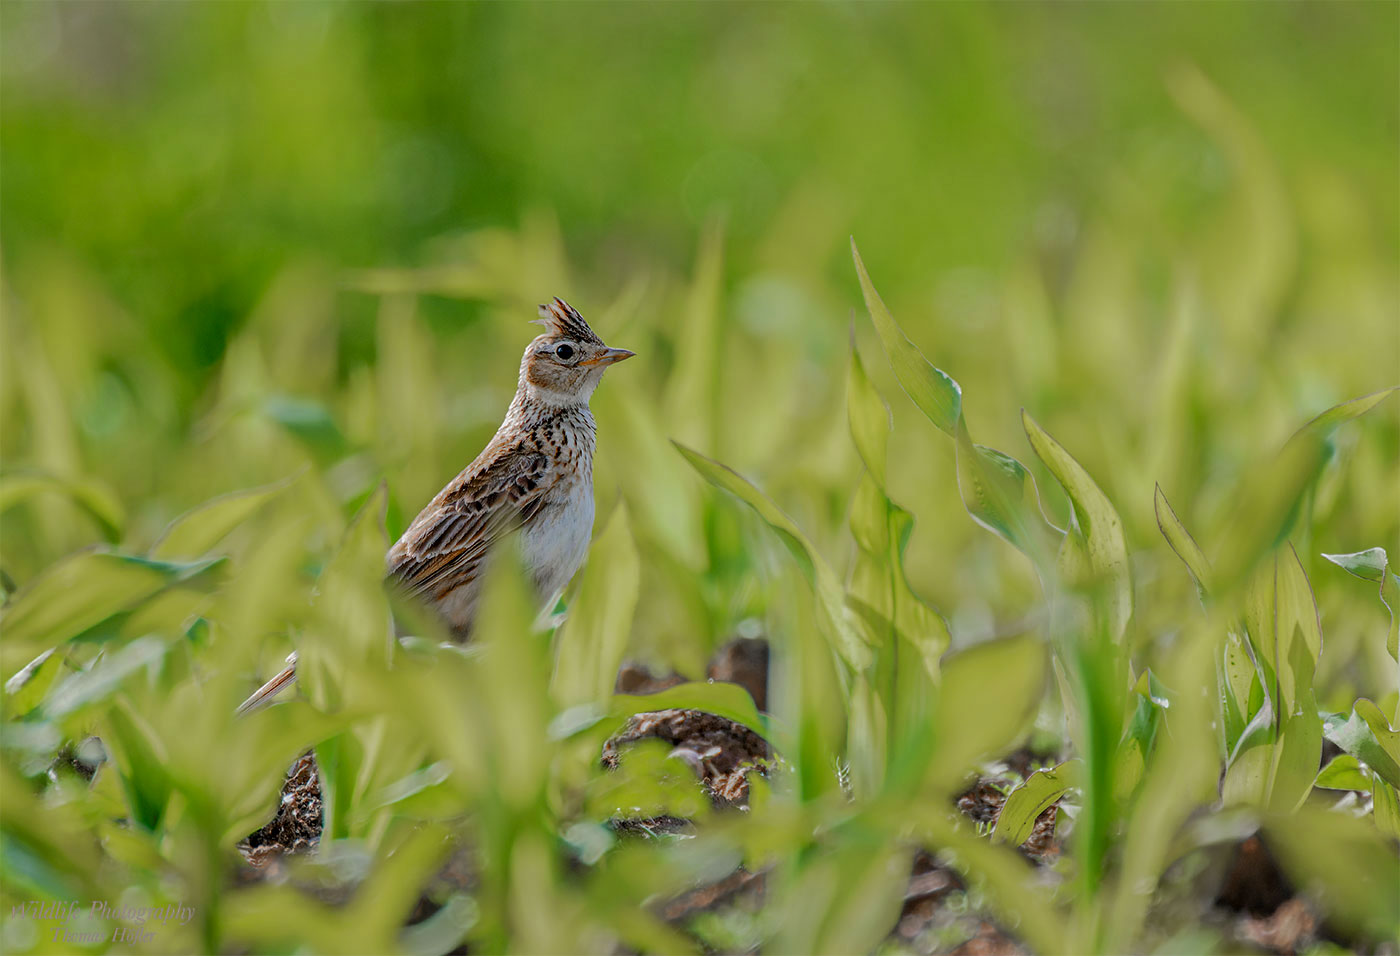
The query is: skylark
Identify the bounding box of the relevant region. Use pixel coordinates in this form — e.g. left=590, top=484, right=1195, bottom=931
left=237, top=298, right=633, bottom=713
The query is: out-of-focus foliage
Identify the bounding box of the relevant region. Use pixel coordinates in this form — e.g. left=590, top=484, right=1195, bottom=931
left=2, top=3, right=1398, bottom=954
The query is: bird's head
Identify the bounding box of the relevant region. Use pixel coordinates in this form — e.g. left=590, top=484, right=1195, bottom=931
left=519, top=297, right=635, bottom=405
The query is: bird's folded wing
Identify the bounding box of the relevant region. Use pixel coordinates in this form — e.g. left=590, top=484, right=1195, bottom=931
left=387, top=446, right=553, bottom=599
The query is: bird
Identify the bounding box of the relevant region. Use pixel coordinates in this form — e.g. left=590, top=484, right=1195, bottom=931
left=237, top=298, right=634, bottom=713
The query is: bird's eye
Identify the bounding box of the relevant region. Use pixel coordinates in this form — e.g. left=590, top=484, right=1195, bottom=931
left=555, top=344, right=575, bottom=361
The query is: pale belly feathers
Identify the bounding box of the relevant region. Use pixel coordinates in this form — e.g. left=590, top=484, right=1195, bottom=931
left=521, top=476, right=595, bottom=605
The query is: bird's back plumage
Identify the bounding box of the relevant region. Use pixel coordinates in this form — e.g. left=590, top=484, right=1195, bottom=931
left=385, top=401, right=597, bottom=636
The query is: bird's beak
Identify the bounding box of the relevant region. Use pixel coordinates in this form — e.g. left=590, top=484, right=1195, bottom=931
left=581, top=347, right=636, bottom=367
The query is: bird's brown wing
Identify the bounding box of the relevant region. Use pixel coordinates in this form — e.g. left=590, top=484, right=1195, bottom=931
left=386, top=445, right=554, bottom=600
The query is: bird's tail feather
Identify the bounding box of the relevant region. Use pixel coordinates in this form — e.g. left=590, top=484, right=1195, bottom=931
left=235, top=652, right=298, bottom=715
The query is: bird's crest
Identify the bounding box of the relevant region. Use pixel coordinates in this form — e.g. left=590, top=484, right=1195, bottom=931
left=535, top=297, right=604, bottom=345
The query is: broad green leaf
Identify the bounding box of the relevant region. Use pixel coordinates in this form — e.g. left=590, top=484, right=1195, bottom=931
left=1325, top=700, right=1400, bottom=790
left=1219, top=628, right=1254, bottom=752
left=1373, top=780, right=1400, bottom=839
left=1117, top=670, right=1168, bottom=799
left=364, top=760, right=452, bottom=813
left=1267, top=677, right=1322, bottom=814
left=1242, top=546, right=1321, bottom=718
left=851, top=238, right=961, bottom=436
left=611, top=680, right=769, bottom=743
left=846, top=335, right=890, bottom=484
left=2, top=648, right=65, bottom=719
left=850, top=241, right=1054, bottom=574
left=149, top=474, right=297, bottom=560
left=845, top=672, right=887, bottom=799
left=1217, top=387, right=1397, bottom=591
left=1323, top=548, right=1399, bottom=660
left=1314, top=754, right=1369, bottom=791
left=41, top=637, right=167, bottom=719
left=262, top=393, right=351, bottom=458
left=928, top=635, right=1047, bottom=791
left=554, top=503, right=641, bottom=708
left=1023, top=411, right=1132, bottom=639
left=993, top=759, right=1082, bottom=847
left=1271, top=544, right=1323, bottom=715
left=1235, top=547, right=1323, bottom=811
left=102, top=696, right=172, bottom=831
left=1154, top=484, right=1213, bottom=597
left=1356, top=699, right=1400, bottom=768
left=0, top=551, right=221, bottom=678
left=675, top=442, right=870, bottom=672
left=301, top=485, right=392, bottom=710
left=848, top=473, right=890, bottom=558
left=0, top=472, right=124, bottom=542
left=1322, top=547, right=1389, bottom=583
left=810, top=843, right=912, bottom=956
left=954, top=423, right=1056, bottom=574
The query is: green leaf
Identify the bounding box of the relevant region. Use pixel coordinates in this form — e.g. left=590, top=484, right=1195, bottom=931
left=850, top=241, right=1054, bottom=575
left=846, top=333, right=891, bottom=484
left=808, top=843, right=912, bottom=956
left=1233, top=546, right=1324, bottom=811
left=1154, top=484, right=1213, bottom=597
left=365, top=760, right=453, bottom=812
left=2, top=648, right=65, bottom=719
left=102, top=696, right=172, bottom=831
left=1373, top=780, right=1400, bottom=840
left=149, top=474, right=297, bottom=560
left=554, top=503, right=641, bottom=708
left=993, top=759, right=1081, bottom=847
left=1289, top=385, right=1398, bottom=437
left=263, top=394, right=351, bottom=459
left=1322, top=547, right=1389, bottom=583
left=42, top=636, right=168, bottom=719
left=1023, top=412, right=1133, bottom=639
left=0, top=551, right=221, bottom=678
left=1271, top=544, right=1323, bottom=715
left=1323, top=548, right=1399, bottom=660
left=0, top=471, right=125, bottom=542
left=611, top=681, right=769, bottom=744
left=1325, top=700, right=1400, bottom=790
left=954, top=424, right=1056, bottom=574
left=851, top=238, right=961, bottom=436
left=928, top=635, right=1047, bottom=791
left=1314, top=754, right=1370, bottom=791
left=674, top=442, right=870, bottom=672
left=1217, top=387, right=1397, bottom=591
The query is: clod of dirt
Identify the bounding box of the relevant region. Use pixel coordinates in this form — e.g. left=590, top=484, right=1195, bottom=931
left=239, top=751, right=323, bottom=865
left=707, top=637, right=769, bottom=712
left=602, top=709, right=772, bottom=807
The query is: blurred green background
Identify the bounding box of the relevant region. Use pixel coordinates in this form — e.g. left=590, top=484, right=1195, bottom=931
left=3, top=1, right=1397, bottom=679
left=2, top=4, right=1399, bottom=953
